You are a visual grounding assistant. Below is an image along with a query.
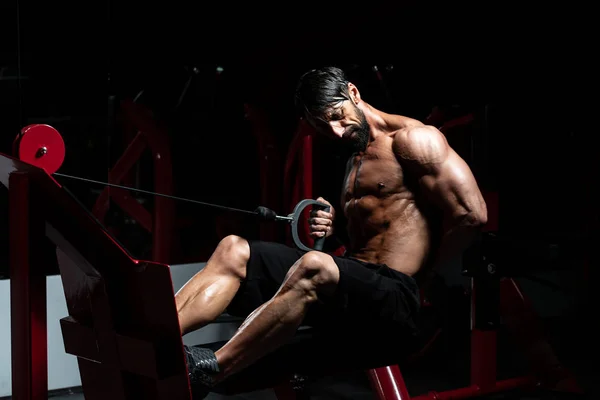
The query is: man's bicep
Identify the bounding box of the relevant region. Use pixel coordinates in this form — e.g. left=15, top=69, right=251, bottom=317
left=395, top=126, right=485, bottom=220
left=419, top=153, right=485, bottom=221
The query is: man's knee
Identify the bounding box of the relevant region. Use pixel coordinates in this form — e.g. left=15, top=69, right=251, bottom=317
left=212, top=235, right=250, bottom=279
left=286, top=251, right=340, bottom=299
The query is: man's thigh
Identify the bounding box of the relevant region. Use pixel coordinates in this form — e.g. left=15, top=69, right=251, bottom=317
left=306, top=256, right=421, bottom=333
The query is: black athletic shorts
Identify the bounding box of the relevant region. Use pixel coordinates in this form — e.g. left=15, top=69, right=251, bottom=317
left=226, top=240, right=420, bottom=345
left=211, top=241, right=422, bottom=388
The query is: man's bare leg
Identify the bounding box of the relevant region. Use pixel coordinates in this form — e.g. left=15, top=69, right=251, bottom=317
left=176, top=235, right=249, bottom=335
left=211, top=251, right=340, bottom=383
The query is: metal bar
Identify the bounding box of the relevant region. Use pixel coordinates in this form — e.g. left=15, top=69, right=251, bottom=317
left=9, top=171, right=47, bottom=399
left=368, top=366, right=412, bottom=400
left=412, top=377, right=535, bottom=400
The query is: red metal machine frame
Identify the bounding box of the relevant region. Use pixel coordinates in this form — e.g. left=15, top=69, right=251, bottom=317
left=407, top=193, right=582, bottom=400
left=9, top=171, right=48, bottom=400
left=92, top=99, right=175, bottom=264
left=2, top=151, right=190, bottom=400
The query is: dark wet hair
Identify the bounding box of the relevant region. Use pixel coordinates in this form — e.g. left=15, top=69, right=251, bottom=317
left=294, top=66, right=351, bottom=121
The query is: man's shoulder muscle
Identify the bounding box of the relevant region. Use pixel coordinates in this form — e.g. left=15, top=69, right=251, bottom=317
left=392, top=125, right=449, bottom=167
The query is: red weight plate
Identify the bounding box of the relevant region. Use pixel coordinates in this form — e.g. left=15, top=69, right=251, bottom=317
left=11, top=123, right=41, bottom=157
left=16, top=124, right=65, bottom=174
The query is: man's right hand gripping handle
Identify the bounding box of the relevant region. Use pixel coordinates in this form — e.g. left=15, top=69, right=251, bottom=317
left=309, top=197, right=335, bottom=241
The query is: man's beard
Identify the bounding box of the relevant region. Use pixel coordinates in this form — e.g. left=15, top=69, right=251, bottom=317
left=345, top=109, right=370, bottom=152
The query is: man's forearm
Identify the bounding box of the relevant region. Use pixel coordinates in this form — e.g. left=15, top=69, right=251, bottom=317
left=434, top=216, right=484, bottom=268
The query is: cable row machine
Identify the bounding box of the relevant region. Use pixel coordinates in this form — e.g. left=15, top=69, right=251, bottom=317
left=3, top=112, right=585, bottom=399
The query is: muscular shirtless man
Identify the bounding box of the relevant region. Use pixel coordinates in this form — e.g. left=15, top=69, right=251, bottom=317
left=176, top=66, right=488, bottom=397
